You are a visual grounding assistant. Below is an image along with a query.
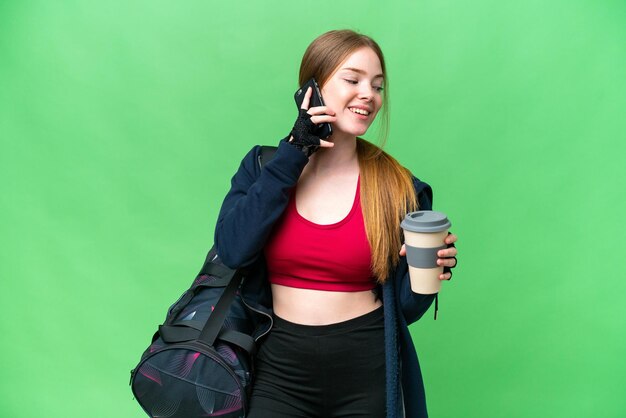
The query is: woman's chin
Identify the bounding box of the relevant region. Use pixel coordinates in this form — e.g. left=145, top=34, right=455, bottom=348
left=332, top=124, right=371, bottom=138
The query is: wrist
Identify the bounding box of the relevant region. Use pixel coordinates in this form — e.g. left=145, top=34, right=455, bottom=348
left=287, top=140, right=315, bottom=157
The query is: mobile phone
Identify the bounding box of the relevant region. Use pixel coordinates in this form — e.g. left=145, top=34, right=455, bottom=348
left=294, top=78, right=333, bottom=139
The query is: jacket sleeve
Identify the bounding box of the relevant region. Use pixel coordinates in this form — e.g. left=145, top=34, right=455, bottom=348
left=397, top=177, right=437, bottom=325
left=214, top=140, right=309, bottom=269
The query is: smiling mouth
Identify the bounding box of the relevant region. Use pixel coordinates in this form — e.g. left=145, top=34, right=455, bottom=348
left=349, top=107, right=370, bottom=116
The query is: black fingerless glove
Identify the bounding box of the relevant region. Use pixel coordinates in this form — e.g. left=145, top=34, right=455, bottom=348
left=288, top=109, right=321, bottom=157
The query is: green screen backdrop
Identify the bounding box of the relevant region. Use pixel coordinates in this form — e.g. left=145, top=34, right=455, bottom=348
left=1, top=1, right=624, bottom=417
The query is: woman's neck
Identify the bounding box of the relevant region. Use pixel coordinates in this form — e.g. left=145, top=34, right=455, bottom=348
left=305, top=133, right=359, bottom=177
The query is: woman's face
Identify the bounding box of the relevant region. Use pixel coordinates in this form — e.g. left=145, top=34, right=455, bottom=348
left=320, top=47, right=384, bottom=138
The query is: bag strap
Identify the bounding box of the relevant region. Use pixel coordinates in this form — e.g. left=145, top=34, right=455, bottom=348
left=200, top=260, right=233, bottom=279
left=219, top=329, right=256, bottom=354
left=258, top=145, right=277, bottom=169
left=197, top=269, right=242, bottom=347
left=160, top=324, right=256, bottom=355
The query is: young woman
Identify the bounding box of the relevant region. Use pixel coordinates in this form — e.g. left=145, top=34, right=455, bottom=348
left=214, top=29, right=458, bottom=418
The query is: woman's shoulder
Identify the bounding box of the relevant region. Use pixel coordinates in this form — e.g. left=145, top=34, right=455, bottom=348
left=228, top=139, right=309, bottom=191
left=410, top=175, right=433, bottom=211
left=410, top=175, right=432, bottom=194
left=238, top=136, right=291, bottom=160
left=238, top=144, right=267, bottom=167
left=235, top=138, right=304, bottom=173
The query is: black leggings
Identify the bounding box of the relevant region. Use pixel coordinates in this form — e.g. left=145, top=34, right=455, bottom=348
left=247, top=306, right=386, bottom=418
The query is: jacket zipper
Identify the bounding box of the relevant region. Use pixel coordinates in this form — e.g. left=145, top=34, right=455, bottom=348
left=239, top=277, right=273, bottom=342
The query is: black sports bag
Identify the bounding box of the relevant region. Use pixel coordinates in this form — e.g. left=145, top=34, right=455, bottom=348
left=130, top=146, right=276, bottom=418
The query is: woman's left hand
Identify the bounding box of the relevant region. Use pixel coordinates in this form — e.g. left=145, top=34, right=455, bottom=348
left=437, top=233, right=457, bottom=280
left=399, top=233, right=458, bottom=280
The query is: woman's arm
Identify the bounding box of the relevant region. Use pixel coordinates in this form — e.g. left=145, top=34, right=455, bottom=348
left=214, top=140, right=309, bottom=269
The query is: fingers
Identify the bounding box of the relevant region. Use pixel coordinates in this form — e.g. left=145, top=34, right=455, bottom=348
left=437, top=246, right=457, bottom=259
left=308, top=106, right=336, bottom=125
left=307, top=106, right=335, bottom=116
left=300, top=87, right=312, bottom=110
left=437, top=238, right=457, bottom=269
left=310, top=115, right=337, bottom=125
left=438, top=232, right=458, bottom=266
left=444, top=233, right=458, bottom=245
left=438, top=232, right=457, bottom=280
left=399, top=244, right=406, bottom=256
left=319, top=139, right=335, bottom=148
left=437, top=257, right=456, bottom=268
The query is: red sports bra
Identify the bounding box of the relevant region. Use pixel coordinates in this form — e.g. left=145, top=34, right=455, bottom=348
left=264, top=177, right=376, bottom=292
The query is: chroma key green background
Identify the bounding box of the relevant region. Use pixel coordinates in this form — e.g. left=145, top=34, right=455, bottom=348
left=1, top=1, right=624, bottom=417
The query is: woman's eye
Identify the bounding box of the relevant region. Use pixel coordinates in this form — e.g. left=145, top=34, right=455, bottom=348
left=374, top=86, right=384, bottom=92
left=344, top=79, right=358, bottom=85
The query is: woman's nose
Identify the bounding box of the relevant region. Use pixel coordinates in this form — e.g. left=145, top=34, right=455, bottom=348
left=358, top=84, right=374, bottom=101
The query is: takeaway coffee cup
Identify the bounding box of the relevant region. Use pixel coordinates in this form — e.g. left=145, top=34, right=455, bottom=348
left=400, top=211, right=451, bottom=294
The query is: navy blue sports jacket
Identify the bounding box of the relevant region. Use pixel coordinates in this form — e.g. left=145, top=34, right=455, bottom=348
left=214, top=139, right=437, bottom=418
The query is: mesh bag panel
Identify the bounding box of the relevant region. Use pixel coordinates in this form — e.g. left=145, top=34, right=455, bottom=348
left=134, top=345, right=247, bottom=418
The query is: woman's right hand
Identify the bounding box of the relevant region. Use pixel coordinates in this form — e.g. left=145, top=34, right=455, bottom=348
left=288, top=87, right=336, bottom=156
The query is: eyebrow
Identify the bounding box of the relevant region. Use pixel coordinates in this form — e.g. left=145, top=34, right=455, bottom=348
left=340, top=67, right=384, bottom=79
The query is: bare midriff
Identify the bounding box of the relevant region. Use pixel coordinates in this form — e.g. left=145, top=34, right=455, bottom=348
left=271, top=283, right=383, bottom=325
